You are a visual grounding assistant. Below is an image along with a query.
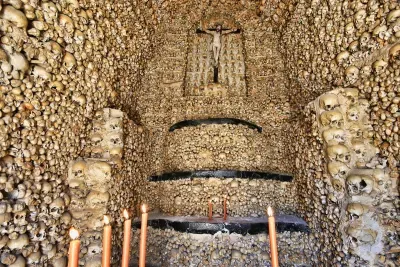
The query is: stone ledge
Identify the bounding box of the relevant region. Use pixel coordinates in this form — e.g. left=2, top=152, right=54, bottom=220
left=132, top=213, right=309, bottom=235
left=169, top=118, right=263, bottom=133
left=149, top=170, right=293, bottom=182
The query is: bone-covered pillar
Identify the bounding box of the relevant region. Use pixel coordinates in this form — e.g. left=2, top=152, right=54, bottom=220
left=307, top=87, right=395, bottom=265
left=67, top=108, right=124, bottom=266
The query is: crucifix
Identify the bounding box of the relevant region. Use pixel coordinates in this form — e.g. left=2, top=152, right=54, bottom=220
left=196, top=25, right=240, bottom=83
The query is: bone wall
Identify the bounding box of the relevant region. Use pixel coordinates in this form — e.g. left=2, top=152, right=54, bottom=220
left=294, top=88, right=397, bottom=266
left=165, top=124, right=287, bottom=172
left=130, top=227, right=312, bottom=267
left=281, top=1, right=399, bottom=264
left=156, top=178, right=296, bottom=217
left=0, top=0, right=154, bottom=265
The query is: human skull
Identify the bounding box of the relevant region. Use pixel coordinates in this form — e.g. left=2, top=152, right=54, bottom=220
left=86, top=161, right=111, bottom=189
left=86, top=191, right=109, bottom=208
left=347, top=203, right=369, bottom=221
left=359, top=32, right=371, bottom=48
left=346, top=175, right=374, bottom=195
left=0, top=201, right=11, bottom=214
left=58, top=14, right=74, bottom=33
left=107, top=133, right=123, bottom=146
left=51, top=256, right=67, bottom=267
left=26, top=251, right=41, bottom=264
left=336, top=51, right=350, bottom=65
left=352, top=140, right=367, bottom=161
left=39, top=181, right=52, bottom=195
left=347, top=106, right=361, bottom=121
left=0, top=213, right=11, bottom=225
left=389, top=43, right=400, bottom=60
left=109, top=147, right=123, bottom=159
left=360, top=65, right=372, bottom=78
left=13, top=211, right=27, bottom=226
left=106, top=118, right=122, bottom=131
left=331, top=178, right=345, bottom=193
left=345, top=66, right=359, bottom=85
left=379, top=202, right=397, bottom=219
left=71, top=160, right=87, bottom=179
left=60, top=212, right=72, bottom=226
left=8, top=255, right=25, bottom=266
left=62, top=52, right=76, bottom=71
left=347, top=227, right=377, bottom=248
left=320, top=110, right=344, bottom=128
left=319, top=94, right=339, bottom=111
left=348, top=124, right=362, bottom=139
left=372, top=59, right=388, bottom=75
left=90, top=133, right=103, bottom=146
left=93, top=121, right=104, bottom=133
left=41, top=241, right=56, bottom=260
left=327, top=145, right=351, bottom=163
left=49, top=198, right=65, bottom=218
left=7, top=234, right=29, bottom=250
left=372, top=169, right=389, bottom=192
left=354, top=9, right=366, bottom=28
left=41, top=2, right=58, bottom=22
left=373, top=25, right=388, bottom=40
left=328, top=161, right=350, bottom=179
left=12, top=202, right=25, bottom=213
left=345, top=22, right=355, bottom=35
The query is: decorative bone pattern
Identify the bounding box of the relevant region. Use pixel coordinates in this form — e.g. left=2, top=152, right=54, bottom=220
left=67, top=108, right=124, bottom=266
left=311, top=88, right=397, bottom=265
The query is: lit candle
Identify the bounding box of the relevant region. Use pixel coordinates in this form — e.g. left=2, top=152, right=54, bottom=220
left=68, top=227, right=80, bottom=267
left=121, top=209, right=131, bottom=267
left=102, top=215, right=112, bottom=267
left=223, top=196, right=227, bottom=221
left=208, top=199, right=213, bottom=220
left=139, top=204, right=148, bottom=267
left=267, top=207, right=279, bottom=267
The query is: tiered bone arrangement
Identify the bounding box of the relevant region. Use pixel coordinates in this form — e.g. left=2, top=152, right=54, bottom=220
left=67, top=108, right=123, bottom=266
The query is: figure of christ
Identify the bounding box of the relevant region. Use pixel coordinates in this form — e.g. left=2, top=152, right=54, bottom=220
left=199, top=25, right=239, bottom=67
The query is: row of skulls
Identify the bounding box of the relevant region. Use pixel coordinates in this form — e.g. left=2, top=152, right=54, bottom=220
left=314, top=88, right=393, bottom=264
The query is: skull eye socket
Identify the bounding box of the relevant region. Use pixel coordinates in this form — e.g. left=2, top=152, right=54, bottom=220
left=340, top=171, right=346, bottom=176
left=359, top=179, right=367, bottom=189
left=352, top=214, right=359, bottom=220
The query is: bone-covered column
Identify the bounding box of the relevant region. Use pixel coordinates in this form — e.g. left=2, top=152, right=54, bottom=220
left=309, top=87, right=392, bottom=265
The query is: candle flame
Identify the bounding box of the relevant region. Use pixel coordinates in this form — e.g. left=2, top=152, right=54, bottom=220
left=267, top=206, right=274, bottom=217
left=104, top=215, right=110, bottom=225
left=141, top=204, right=147, bottom=213
left=69, top=227, right=79, bottom=239
left=123, top=209, right=129, bottom=219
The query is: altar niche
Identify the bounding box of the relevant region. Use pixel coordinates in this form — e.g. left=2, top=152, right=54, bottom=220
left=185, top=24, right=246, bottom=97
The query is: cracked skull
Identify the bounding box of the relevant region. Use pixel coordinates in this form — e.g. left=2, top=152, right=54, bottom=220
left=346, top=175, right=374, bottom=195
